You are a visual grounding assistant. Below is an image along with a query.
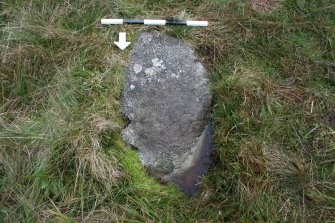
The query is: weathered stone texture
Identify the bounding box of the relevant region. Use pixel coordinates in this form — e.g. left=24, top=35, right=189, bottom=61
left=121, top=32, right=212, bottom=195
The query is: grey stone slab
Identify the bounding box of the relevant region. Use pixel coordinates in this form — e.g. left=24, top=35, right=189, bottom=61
left=121, top=32, right=213, bottom=196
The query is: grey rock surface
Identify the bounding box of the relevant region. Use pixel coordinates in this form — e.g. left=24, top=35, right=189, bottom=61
left=121, top=32, right=212, bottom=195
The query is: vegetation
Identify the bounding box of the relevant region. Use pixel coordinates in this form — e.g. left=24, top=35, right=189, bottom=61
left=1, top=0, right=334, bottom=222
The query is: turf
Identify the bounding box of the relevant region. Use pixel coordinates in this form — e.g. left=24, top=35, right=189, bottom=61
left=1, top=0, right=334, bottom=222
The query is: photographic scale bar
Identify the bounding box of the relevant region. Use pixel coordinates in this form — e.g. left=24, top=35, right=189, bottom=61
left=101, top=19, right=208, bottom=27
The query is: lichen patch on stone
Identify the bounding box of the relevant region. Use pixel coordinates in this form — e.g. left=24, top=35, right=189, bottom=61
left=151, top=58, right=166, bottom=69
left=133, top=63, right=142, bottom=74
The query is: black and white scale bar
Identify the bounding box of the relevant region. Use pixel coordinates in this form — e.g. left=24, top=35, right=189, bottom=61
left=101, top=19, right=208, bottom=26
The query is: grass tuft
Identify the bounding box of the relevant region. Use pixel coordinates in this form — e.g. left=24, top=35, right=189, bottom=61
left=1, top=0, right=334, bottom=222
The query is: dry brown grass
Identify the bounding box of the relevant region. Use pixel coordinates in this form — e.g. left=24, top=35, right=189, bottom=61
left=1, top=0, right=334, bottom=222
left=251, top=0, right=281, bottom=12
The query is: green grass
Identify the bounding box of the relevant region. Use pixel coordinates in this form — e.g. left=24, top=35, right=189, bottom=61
left=1, top=0, right=334, bottom=222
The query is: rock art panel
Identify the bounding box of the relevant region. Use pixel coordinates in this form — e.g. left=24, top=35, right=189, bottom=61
left=121, top=32, right=213, bottom=195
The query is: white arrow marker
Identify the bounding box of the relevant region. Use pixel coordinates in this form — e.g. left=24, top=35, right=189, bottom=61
left=114, top=32, right=131, bottom=50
